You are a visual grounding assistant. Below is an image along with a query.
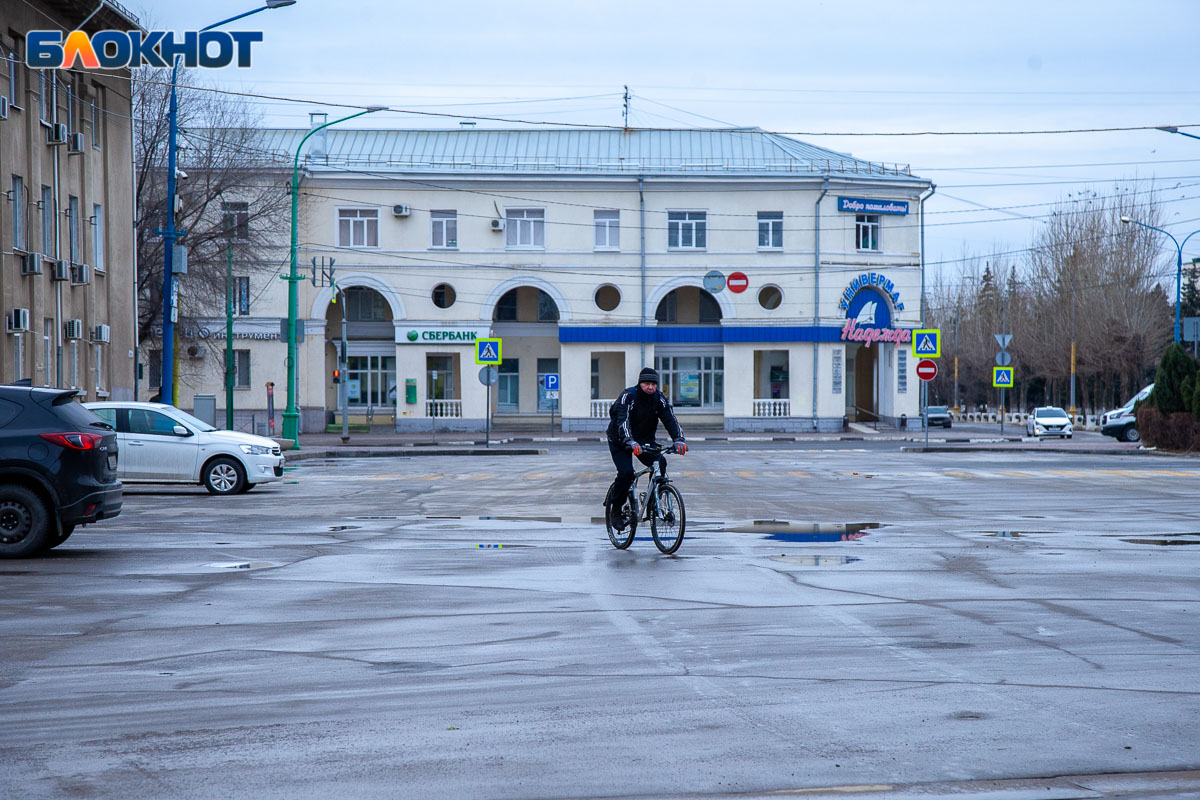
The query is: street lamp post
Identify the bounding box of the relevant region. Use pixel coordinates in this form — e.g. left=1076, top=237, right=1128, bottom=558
left=1120, top=216, right=1200, bottom=344
left=157, top=1, right=296, bottom=407
left=282, top=107, right=385, bottom=443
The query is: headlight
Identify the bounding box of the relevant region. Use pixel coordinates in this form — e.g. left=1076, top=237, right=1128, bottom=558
left=240, top=444, right=272, bottom=455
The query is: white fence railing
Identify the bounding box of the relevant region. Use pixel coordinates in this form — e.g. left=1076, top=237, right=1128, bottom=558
left=753, top=399, right=790, bottom=417
left=426, top=399, right=463, bottom=418
left=953, top=411, right=1100, bottom=428
left=590, top=399, right=610, bottom=418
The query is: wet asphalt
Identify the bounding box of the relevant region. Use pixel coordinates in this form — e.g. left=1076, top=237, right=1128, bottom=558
left=1, top=445, right=1198, bottom=799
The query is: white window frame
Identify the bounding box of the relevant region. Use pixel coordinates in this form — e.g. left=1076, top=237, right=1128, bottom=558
left=93, top=342, right=103, bottom=392
left=12, top=334, right=23, bottom=382
left=92, top=203, right=104, bottom=272
left=5, top=41, right=19, bottom=108
left=42, top=319, right=53, bottom=387
left=505, top=207, right=545, bottom=250
left=233, top=349, right=251, bottom=389
left=70, top=340, right=78, bottom=389
left=430, top=210, right=457, bottom=249
left=222, top=201, right=250, bottom=241
left=41, top=185, right=54, bottom=253
left=856, top=214, right=881, bottom=252
left=91, top=85, right=103, bottom=150
left=593, top=209, right=620, bottom=250
left=667, top=210, right=707, bottom=250
left=11, top=175, right=24, bottom=251
left=757, top=211, right=783, bottom=250
left=38, top=69, right=52, bottom=124
left=68, top=195, right=79, bottom=262
left=897, top=348, right=907, bottom=393
left=337, top=207, right=379, bottom=249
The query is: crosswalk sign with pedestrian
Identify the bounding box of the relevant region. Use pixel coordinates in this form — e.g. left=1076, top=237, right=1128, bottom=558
left=475, top=338, right=502, bottom=365
left=992, top=366, right=1014, bottom=388
left=912, top=329, right=941, bottom=358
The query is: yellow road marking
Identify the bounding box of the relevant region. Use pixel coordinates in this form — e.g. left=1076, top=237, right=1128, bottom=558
left=995, top=471, right=1032, bottom=477
left=787, top=471, right=811, bottom=478
left=413, top=474, right=443, bottom=481
left=1045, top=470, right=1087, bottom=477
left=735, top=471, right=756, bottom=478
left=523, top=472, right=550, bottom=480
left=683, top=471, right=705, bottom=478
left=943, top=470, right=974, bottom=478
left=1153, top=470, right=1199, bottom=477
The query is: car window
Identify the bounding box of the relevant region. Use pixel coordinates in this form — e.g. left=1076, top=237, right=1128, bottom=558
left=89, top=407, right=117, bottom=429
left=128, top=409, right=183, bottom=436
left=165, top=408, right=216, bottom=432
left=0, top=398, right=20, bottom=428
left=54, top=399, right=112, bottom=430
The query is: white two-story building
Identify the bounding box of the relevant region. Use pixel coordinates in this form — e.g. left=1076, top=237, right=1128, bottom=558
left=143, top=124, right=933, bottom=434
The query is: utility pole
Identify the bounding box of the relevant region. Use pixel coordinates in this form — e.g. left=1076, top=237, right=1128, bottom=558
left=953, top=308, right=960, bottom=414
left=622, top=86, right=630, bottom=128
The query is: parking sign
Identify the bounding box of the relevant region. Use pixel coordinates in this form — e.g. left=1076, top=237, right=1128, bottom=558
left=544, top=373, right=559, bottom=392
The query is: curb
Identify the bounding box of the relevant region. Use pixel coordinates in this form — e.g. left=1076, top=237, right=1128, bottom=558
left=900, top=445, right=1151, bottom=455
left=285, top=447, right=549, bottom=462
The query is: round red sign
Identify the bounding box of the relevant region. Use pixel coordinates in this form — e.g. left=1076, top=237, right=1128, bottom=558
left=727, top=271, right=749, bottom=293
left=916, top=359, right=938, bottom=381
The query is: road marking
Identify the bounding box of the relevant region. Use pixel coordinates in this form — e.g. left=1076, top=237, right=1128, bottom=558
left=943, top=470, right=974, bottom=478
left=735, top=471, right=756, bottom=478
left=523, top=472, right=550, bottom=480
left=413, top=474, right=444, bottom=481
left=1153, top=470, right=1198, bottom=477
left=787, top=470, right=811, bottom=478
left=1045, top=470, right=1087, bottom=477
left=995, top=470, right=1033, bottom=477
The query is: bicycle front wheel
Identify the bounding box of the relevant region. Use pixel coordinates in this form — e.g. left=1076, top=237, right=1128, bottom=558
left=650, top=483, right=686, bottom=554
left=605, top=484, right=636, bottom=549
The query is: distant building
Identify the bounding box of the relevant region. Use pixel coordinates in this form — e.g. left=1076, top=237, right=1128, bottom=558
left=0, top=0, right=139, bottom=398
left=141, top=125, right=932, bottom=433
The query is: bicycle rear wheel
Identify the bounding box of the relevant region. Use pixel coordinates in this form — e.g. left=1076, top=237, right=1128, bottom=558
left=650, top=483, right=685, bottom=554
left=605, top=484, right=636, bottom=549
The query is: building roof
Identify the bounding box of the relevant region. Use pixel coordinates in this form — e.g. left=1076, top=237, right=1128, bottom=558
left=248, top=126, right=923, bottom=182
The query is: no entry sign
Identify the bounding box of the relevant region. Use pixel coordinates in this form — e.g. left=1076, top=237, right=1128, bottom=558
left=916, top=359, right=938, bottom=382
left=727, top=271, right=749, bottom=293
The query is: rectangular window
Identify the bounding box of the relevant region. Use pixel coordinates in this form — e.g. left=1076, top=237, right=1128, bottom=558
left=426, top=355, right=454, bottom=402
left=654, top=355, right=724, bottom=409
left=856, top=214, right=880, bottom=251
left=505, top=208, right=545, bottom=249
left=42, top=318, right=53, bottom=387
left=234, top=276, right=250, bottom=315
left=537, top=357, right=559, bottom=412
left=494, top=291, right=517, bottom=321
left=430, top=210, right=457, bottom=248
left=70, top=340, right=78, bottom=389
left=594, top=209, right=619, bottom=249
left=498, top=358, right=519, bottom=412
left=66, top=76, right=75, bottom=132
left=38, top=69, right=51, bottom=123
left=41, top=185, right=53, bottom=253
left=10, top=175, right=24, bottom=250
left=832, top=349, right=843, bottom=395
left=93, top=343, right=103, bottom=392
left=68, top=195, right=79, bottom=262
left=667, top=211, right=706, bottom=249
left=149, top=349, right=162, bottom=388
left=92, top=204, right=104, bottom=272
left=12, top=333, right=23, bottom=382
left=758, top=211, right=783, bottom=249
left=346, top=355, right=397, bottom=407
left=90, top=85, right=103, bottom=149
left=222, top=201, right=249, bottom=240
left=233, top=349, right=250, bottom=389
left=337, top=208, right=378, bottom=248
left=5, top=39, right=19, bottom=107
left=591, top=357, right=599, bottom=400
left=897, top=347, right=908, bottom=393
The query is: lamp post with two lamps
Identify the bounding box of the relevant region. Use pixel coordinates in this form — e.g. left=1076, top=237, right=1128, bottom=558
left=281, top=106, right=386, bottom=444
left=1119, top=216, right=1200, bottom=344
left=157, top=0, right=296, bottom=407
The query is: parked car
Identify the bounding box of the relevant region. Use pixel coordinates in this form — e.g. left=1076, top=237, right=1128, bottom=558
left=923, top=405, right=952, bottom=428
left=0, top=385, right=122, bottom=558
left=1026, top=406, right=1073, bottom=439
left=1100, top=383, right=1153, bottom=442
left=83, top=402, right=285, bottom=495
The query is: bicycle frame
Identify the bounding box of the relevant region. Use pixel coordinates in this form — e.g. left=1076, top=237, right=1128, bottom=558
left=629, top=444, right=675, bottom=522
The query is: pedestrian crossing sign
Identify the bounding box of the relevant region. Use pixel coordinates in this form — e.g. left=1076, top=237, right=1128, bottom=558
left=912, top=329, right=941, bottom=358
left=992, top=366, right=1014, bottom=388
left=475, top=338, right=502, bottom=365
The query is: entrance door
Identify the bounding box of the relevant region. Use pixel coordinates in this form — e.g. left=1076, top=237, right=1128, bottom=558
left=850, top=344, right=878, bottom=421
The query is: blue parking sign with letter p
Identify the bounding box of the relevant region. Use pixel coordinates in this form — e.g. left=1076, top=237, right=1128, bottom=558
left=544, top=373, right=559, bottom=391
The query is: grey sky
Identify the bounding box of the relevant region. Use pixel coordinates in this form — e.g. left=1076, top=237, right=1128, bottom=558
left=134, top=0, right=1200, bottom=283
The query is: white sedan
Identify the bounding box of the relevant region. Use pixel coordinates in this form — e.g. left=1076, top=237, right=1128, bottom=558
left=83, top=402, right=286, bottom=495
left=1026, top=406, right=1074, bottom=439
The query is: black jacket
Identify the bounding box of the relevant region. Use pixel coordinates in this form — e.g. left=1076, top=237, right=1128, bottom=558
left=606, top=386, right=685, bottom=447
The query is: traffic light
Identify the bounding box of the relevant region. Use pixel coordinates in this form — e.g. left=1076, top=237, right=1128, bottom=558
left=332, top=367, right=340, bottom=384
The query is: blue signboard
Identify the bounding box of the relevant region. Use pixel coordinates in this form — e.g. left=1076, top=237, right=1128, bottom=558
left=544, top=373, right=559, bottom=391
left=838, top=197, right=910, bottom=215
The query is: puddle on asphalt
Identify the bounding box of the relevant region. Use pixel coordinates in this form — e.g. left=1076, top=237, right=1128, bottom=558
left=1120, top=538, right=1200, bottom=546
left=771, top=555, right=862, bottom=566
left=981, top=531, right=1053, bottom=538
left=328, top=525, right=362, bottom=532
left=203, top=561, right=278, bottom=571
left=724, top=521, right=879, bottom=543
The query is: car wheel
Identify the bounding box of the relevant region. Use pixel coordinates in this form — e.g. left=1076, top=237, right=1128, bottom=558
left=202, top=457, right=246, bottom=495
left=1121, top=426, right=1140, bottom=443
left=0, top=486, right=52, bottom=558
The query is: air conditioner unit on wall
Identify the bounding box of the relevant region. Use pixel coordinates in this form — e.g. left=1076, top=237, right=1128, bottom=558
left=92, top=323, right=110, bottom=343
left=71, top=263, right=91, bottom=285
left=67, top=132, right=85, bottom=153
left=392, top=204, right=411, bottom=217
left=6, top=308, right=30, bottom=332
left=0, top=96, right=9, bottom=121
left=64, top=319, right=83, bottom=340
left=185, top=344, right=205, bottom=358
left=48, top=123, right=67, bottom=144
left=52, top=260, right=70, bottom=281
left=490, top=218, right=505, bottom=231
left=20, top=252, right=43, bottom=275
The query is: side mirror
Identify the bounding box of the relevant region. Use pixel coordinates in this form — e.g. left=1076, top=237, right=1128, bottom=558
left=173, top=425, right=192, bottom=437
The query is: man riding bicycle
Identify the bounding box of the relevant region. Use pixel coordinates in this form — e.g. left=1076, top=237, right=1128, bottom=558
left=606, top=367, right=687, bottom=525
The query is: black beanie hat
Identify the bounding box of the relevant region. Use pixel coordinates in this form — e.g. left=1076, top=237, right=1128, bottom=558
left=638, top=367, right=660, bottom=384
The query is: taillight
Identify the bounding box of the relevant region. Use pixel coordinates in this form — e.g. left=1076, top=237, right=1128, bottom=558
left=39, top=432, right=104, bottom=450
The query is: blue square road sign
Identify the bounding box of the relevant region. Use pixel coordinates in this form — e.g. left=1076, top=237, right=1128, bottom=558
left=544, top=373, right=560, bottom=391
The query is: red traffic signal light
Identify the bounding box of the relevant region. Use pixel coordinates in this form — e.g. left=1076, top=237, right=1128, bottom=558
left=332, top=368, right=341, bottom=384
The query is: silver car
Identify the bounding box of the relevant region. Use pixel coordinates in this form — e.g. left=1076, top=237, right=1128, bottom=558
left=1026, top=406, right=1073, bottom=439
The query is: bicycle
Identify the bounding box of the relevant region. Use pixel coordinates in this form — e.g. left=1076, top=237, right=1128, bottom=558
left=604, top=443, right=687, bottom=554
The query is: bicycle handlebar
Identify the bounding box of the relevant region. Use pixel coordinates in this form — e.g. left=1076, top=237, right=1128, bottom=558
left=632, top=442, right=680, bottom=455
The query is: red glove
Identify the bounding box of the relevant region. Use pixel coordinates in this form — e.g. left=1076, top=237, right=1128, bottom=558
left=674, top=441, right=687, bottom=455
left=628, top=441, right=642, bottom=456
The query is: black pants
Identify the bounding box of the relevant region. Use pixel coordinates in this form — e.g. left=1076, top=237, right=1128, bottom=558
left=607, top=442, right=666, bottom=508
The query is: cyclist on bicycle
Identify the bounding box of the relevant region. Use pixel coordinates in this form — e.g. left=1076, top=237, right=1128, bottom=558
left=606, top=368, right=687, bottom=524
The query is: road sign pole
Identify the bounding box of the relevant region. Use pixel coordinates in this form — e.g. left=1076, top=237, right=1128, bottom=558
left=486, top=382, right=490, bottom=448
left=923, top=380, right=929, bottom=448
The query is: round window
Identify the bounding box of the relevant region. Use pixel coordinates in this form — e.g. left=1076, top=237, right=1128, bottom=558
left=594, top=284, right=621, bottom=312
left=432, top=283, right=456, bottom=309
left=758, top=285, right=782, bottom=310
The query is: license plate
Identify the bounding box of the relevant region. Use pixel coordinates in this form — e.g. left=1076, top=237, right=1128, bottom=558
left=108, top=454, right=117, bottom=470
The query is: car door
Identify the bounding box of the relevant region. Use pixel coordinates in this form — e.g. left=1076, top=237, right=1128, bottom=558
left=125, top=408, right=199, bottom=481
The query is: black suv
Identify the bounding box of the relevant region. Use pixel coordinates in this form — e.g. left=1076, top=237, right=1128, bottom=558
left=0, top=385, right=121, bottom=557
